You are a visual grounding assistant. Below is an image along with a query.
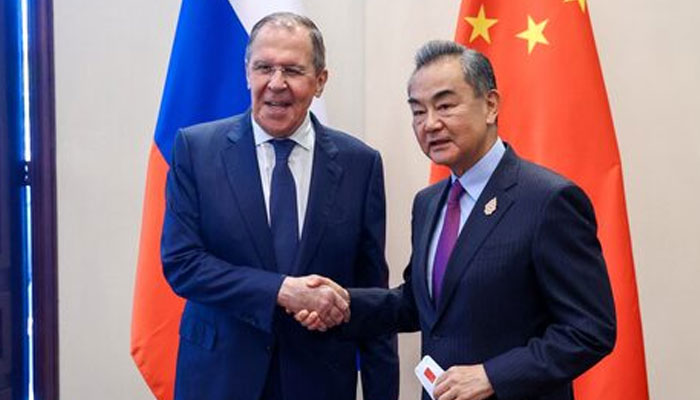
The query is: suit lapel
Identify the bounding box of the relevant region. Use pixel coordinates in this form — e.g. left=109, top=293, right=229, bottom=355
left=293, top=115, right=343, bottom=275
left=432, top=148, right=520, bottom=327
left=414, top=180, right=450, bottom=324
left=220, top=112, right=277, bottom=271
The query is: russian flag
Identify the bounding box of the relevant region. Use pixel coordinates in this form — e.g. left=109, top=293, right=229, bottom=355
left=130, top=1, right=323, bottom=398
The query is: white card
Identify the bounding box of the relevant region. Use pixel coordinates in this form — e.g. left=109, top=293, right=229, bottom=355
left=414, top=355, right=445, bottom=400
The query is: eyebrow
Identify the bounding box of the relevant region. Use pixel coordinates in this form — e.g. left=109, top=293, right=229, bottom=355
left=432, top=89, right=457, bottom=101
left=408, top=88, right=457, bottom=105
left=251, top=60, right=305, bottom=68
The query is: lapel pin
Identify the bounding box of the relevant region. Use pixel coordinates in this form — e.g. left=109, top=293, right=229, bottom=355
left=484, top=197, right=497, bottom=216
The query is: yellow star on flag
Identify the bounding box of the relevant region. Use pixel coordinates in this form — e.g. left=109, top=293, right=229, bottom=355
left=516, top=15, right=549, bottom=54
left=464, top=5, right=498, bottom=44
left=564, top=0, right=586, bottom=13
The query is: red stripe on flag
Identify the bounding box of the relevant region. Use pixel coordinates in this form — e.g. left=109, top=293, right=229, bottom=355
left=131, top=144, right=185, bottom=400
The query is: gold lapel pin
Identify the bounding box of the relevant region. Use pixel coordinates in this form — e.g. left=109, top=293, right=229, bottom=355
left=484, top=197, right=497, bottom=216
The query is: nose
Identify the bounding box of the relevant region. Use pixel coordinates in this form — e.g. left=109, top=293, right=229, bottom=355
left=424, top=109, right=443, bottom=132
left=268, top=69, right=288, bottom=91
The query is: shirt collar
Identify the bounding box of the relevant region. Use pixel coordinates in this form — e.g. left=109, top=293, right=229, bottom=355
left=452, top=137, right=506, bottom=201
left=252, top=112, right=314, bottom=151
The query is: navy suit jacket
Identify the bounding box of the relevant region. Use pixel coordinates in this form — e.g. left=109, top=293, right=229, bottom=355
left=162, top=111, right=399, bottom=400
left=346, top=146, right=616, bottom=400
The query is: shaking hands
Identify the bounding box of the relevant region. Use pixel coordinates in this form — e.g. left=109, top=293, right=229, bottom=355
left=277, top=275, right=350, bottom=331
left=278, top=276, right=495, bottom=400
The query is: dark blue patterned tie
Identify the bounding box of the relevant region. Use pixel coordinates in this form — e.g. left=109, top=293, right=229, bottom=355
left=270, top=139, right=299, bottom=274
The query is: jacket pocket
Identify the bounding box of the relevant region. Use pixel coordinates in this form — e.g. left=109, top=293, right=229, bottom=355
left=179, top=315, right=216, bottom=350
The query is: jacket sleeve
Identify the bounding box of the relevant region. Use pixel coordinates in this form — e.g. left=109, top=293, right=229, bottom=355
left=345, top=181, right=422, bottom=340
left=161, top=129, right=284, bottom=333
left=483, top=184, right=617, bottom=399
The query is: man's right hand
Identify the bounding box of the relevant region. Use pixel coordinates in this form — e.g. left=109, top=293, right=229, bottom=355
left=291, top=275, right=350, bottom=331
left=277, top=275, right=350, bottom=331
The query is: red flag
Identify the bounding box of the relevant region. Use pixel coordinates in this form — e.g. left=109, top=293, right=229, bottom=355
left=131, top=145, right=184, bottom=399
left=432, top=1, right=649, bottom=398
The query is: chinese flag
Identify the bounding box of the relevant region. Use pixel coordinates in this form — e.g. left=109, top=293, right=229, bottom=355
left=431, top=1, right=649, bottom=399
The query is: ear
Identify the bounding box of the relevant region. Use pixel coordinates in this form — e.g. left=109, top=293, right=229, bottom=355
left=485, top=89, right=500, bottom=124
left=314, top=69, right=329, bottom=97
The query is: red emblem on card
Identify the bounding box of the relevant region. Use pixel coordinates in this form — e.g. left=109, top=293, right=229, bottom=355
left=424, top=367, right=436, bottom=383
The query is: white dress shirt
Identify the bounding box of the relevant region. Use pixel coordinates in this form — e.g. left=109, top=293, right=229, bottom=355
left=252, top=114, right=315, bottom=237
left=426, top=138, right=506, bottom=297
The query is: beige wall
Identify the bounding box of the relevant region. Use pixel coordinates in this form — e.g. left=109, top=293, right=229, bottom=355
left=54, top=0, right=179, bottom=398
left=54, top=1, right=700, bottom=399
left=590, top=2, right=700, bottom=397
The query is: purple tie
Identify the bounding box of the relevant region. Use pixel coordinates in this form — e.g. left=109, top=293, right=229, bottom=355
left=432, top=180, right=465, bottom=306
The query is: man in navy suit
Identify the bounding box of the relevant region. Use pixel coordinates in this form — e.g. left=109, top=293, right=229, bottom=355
left=161, top=12, right=398, bottom=400
left=298, top=41, right=616, bottom=400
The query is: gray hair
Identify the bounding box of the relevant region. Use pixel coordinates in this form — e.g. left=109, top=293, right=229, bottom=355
left=245, top=12, right=326, bottom=73
left=413, top=40, right=497, bottom=97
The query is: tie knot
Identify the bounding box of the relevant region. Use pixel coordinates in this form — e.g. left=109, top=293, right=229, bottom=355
left=271, top=139, right=296, bottom=162
left=447, top=181, right=465, bottom=205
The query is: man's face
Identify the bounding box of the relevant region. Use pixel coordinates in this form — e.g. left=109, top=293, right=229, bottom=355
left=246, top=24, right=328, bottom=137
left=408, top=56, right=499, bottom=176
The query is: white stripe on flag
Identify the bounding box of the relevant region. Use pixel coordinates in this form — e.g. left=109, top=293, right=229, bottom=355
left=229, top=0, right=302, bottom=33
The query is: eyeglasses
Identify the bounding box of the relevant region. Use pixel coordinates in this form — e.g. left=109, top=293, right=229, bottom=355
left=250, top=62, right=310, bottom=79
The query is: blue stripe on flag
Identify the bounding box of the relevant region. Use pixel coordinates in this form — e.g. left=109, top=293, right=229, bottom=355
left=154, top=0, right=251, bottom=164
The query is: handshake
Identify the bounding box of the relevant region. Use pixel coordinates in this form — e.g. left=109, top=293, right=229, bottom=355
left=276, top=275, right=350, bottom=331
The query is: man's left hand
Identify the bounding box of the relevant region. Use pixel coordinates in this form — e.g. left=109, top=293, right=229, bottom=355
left=433, top=364, right=494, bottom=400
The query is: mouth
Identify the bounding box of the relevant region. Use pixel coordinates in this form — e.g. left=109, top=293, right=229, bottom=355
left=264, top=100, right=293, bottom=111
left=428, top=137, right=451, bottom=151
